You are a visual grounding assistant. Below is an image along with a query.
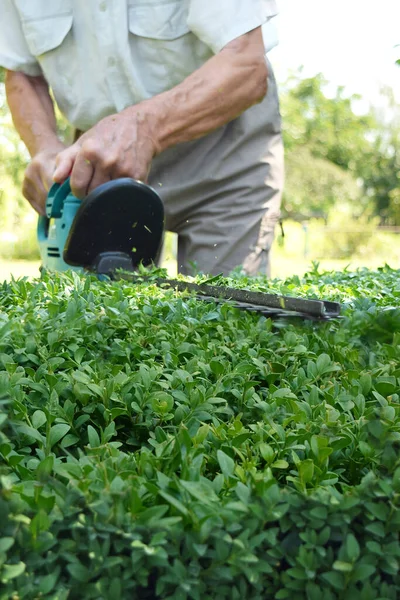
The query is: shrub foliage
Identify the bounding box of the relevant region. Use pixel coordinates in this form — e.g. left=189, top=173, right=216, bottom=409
left=0, top=266, right=400, bottom=599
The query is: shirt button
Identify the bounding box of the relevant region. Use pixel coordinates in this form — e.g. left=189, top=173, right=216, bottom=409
left=108, top=57, right=116, bottom=67
left=99, top=1, right=107, bottom=11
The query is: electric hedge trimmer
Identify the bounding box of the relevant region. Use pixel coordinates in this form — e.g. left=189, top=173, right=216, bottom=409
left=38, top=178, right=340, bottom=321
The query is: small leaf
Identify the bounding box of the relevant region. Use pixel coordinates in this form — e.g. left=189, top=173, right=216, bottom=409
left=72, top=370, right=91, bottom=384
left=346, top=534, right=360, bottom=561
left=87, top=425, right=100, bottom=448
left=316, top=353, right=331, bottom=373
left=272, top=460, right=289, bottom=469
left=31, top=410, right=47, bottom=429
left=333, top=561, right=353, bottom=572
left=352, top=563, right=376, bottom=582
left=217, top=450, right=235, bottom=478
left=49, top=424, right=70, bottom=448
left=159, top=491, right=189, bottom=516
left=1, top=562, right=26, bottom=582
left=298, top=459, right=314, bottom=484
left=321, top=571, right=345, bottom=590
left=235, top=482, right=250, bottom=504
left=0, top=537, right=14, bottom=553
left=17, top=424, right=44, bottom=444
left=39, top=571, right=59, bottom=594
left=67, top=562, right=90, bottom=583
left=36, top=455, right=54, bottom=479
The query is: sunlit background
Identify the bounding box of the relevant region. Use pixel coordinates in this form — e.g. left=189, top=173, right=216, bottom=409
left=0, top=0, right=399, bottom=280
left=271, top=0, right=400, bottom=105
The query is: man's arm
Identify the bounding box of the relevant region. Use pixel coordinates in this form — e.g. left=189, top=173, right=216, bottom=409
left=5, top=71, right=59, bottom=156
left=54, top=27, right=268, bottom=198
left=5, top=71, right=66, bottom=213
left=154, top=28, right=268, bottom=150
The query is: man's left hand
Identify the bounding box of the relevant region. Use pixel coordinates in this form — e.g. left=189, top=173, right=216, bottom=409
left=53, top=105, right=161, bottom=198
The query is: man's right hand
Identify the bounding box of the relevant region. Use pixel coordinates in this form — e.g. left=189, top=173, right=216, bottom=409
left=23, top=144, right=66, bottom=215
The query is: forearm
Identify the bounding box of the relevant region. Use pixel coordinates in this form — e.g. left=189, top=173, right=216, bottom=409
left=140, top=28, right=268, bottom=152
left=5, top=70, right=61, bottom=157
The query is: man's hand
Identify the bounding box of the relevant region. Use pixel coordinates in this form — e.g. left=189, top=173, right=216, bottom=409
left=53, top=107, right=161, bottom=199
left=23, top=143, right=66, bottom=215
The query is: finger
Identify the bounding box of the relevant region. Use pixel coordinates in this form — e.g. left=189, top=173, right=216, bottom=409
left=69, top=154, right=95, bottom=199
left=53, top=146, right=79, bottom=183
left=87, top=168, right=111, bottom=195
left=23, top=179, right=46, bottom=215
left=109, top=159, right=151, bottom=183
left=40, top=163, right=57, bottom=194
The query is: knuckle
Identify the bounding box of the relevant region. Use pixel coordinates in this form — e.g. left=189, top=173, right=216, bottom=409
left=28, top=157, right=40, bottom=172
left=101, top=152, right=119, bottom=170
left=80, top=139, right=102, bottom=161
left=117, top=161, right=142, bottom=180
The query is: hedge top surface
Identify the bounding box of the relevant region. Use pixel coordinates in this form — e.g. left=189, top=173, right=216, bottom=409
left=0, top=265, right=399, bottom=600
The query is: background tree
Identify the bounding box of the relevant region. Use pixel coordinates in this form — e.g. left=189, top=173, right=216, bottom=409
left=281, top=70, right=400, bottom=224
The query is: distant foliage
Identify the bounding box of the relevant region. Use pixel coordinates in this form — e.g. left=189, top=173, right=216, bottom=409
left=281, top=72, right=400, bottom=224
left=284, top=147, right=361, bottom=220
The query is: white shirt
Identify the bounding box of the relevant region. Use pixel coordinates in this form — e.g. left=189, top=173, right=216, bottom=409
left=0, top=0, right=278, bottom=131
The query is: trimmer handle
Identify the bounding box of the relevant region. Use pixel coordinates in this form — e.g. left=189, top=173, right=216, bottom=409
left=45, top=178, right=74, bottom=218
left=37, top=178, right=82, bottom=271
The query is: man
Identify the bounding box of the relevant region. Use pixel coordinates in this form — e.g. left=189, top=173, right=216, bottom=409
left=0, top=0, right=283, bottom=276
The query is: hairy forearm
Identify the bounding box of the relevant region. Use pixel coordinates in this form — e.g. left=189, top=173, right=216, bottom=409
left=5, top=70, right=60, bottom=157
left=140, top=28, right=268, bottom=152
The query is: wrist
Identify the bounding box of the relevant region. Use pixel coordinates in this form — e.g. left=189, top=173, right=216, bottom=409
left=122, top=99, right=169, bottom=155
left=31, top=134, right=65, bottom=158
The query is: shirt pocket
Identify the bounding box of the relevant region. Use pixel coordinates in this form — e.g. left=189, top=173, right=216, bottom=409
left=128, top=0, right=190, bottom=40
left=13, top=0, right=73, bottom=57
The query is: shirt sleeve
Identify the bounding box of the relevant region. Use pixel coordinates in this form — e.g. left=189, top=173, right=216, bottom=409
left=187, top=0, right=278, bottom=54
left=0, top=0, right=42, bottom=75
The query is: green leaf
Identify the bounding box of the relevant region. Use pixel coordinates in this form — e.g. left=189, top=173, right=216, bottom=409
left=1, top=562, right=26, bottom=582
left=259, top=443, right=275, bottom=462
left=235, top=482, right=250, bottom=504
left=316, top=353, right=331, bottom=373
left=87, top=425, right=100, bottom=448
left=36, top=455, right=54, bottom=479
left=321, top=571, right=345, bottom=590
left=49, top=423, right=70, bottom=448
left=217, top=449, right=235, bottom=478
left=272, top=460, right=289, bottom=469
left=159, top=491, right=189, bottom=516
left=67, top=562, right=90, bottom=583
left=298, top=459, right=314, bottom=484
left=31, top=410, right=47, bottom=429
left=351, top=563, right=376, bottom=582
left=72, top=370, right=91, bottom=384
left=365, top=522, right=385, bottom=538
left=346, top=533, right=360, bottom=561
left=333, top=560, right=353, bottom=572
left=0, top=537, right=14, bottom=553
left=39, top=571, right=59, bottom=594
left=17, top=424, right=45, bottom=444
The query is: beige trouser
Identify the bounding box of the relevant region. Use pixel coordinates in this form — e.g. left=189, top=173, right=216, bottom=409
left=149, top=60, right=284, bottom=277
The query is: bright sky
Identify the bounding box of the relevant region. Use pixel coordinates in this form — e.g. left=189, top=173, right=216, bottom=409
left=269, top=0, right=400, bottom=108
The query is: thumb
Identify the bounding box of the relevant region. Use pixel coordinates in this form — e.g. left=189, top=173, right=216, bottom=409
left=53, top=146, right=79, bottom=183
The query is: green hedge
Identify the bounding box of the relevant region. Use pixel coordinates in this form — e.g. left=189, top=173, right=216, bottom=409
left=1, top=266, right=400, bottom=599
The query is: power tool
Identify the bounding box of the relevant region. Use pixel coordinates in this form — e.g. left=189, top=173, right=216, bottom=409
left=37, top=178, right=340, bottom=321
left=37, top=177, right=164, bottom=275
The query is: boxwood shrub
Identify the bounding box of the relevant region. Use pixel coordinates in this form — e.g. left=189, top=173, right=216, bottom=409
left=0, top=265, right=399, bottom=599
